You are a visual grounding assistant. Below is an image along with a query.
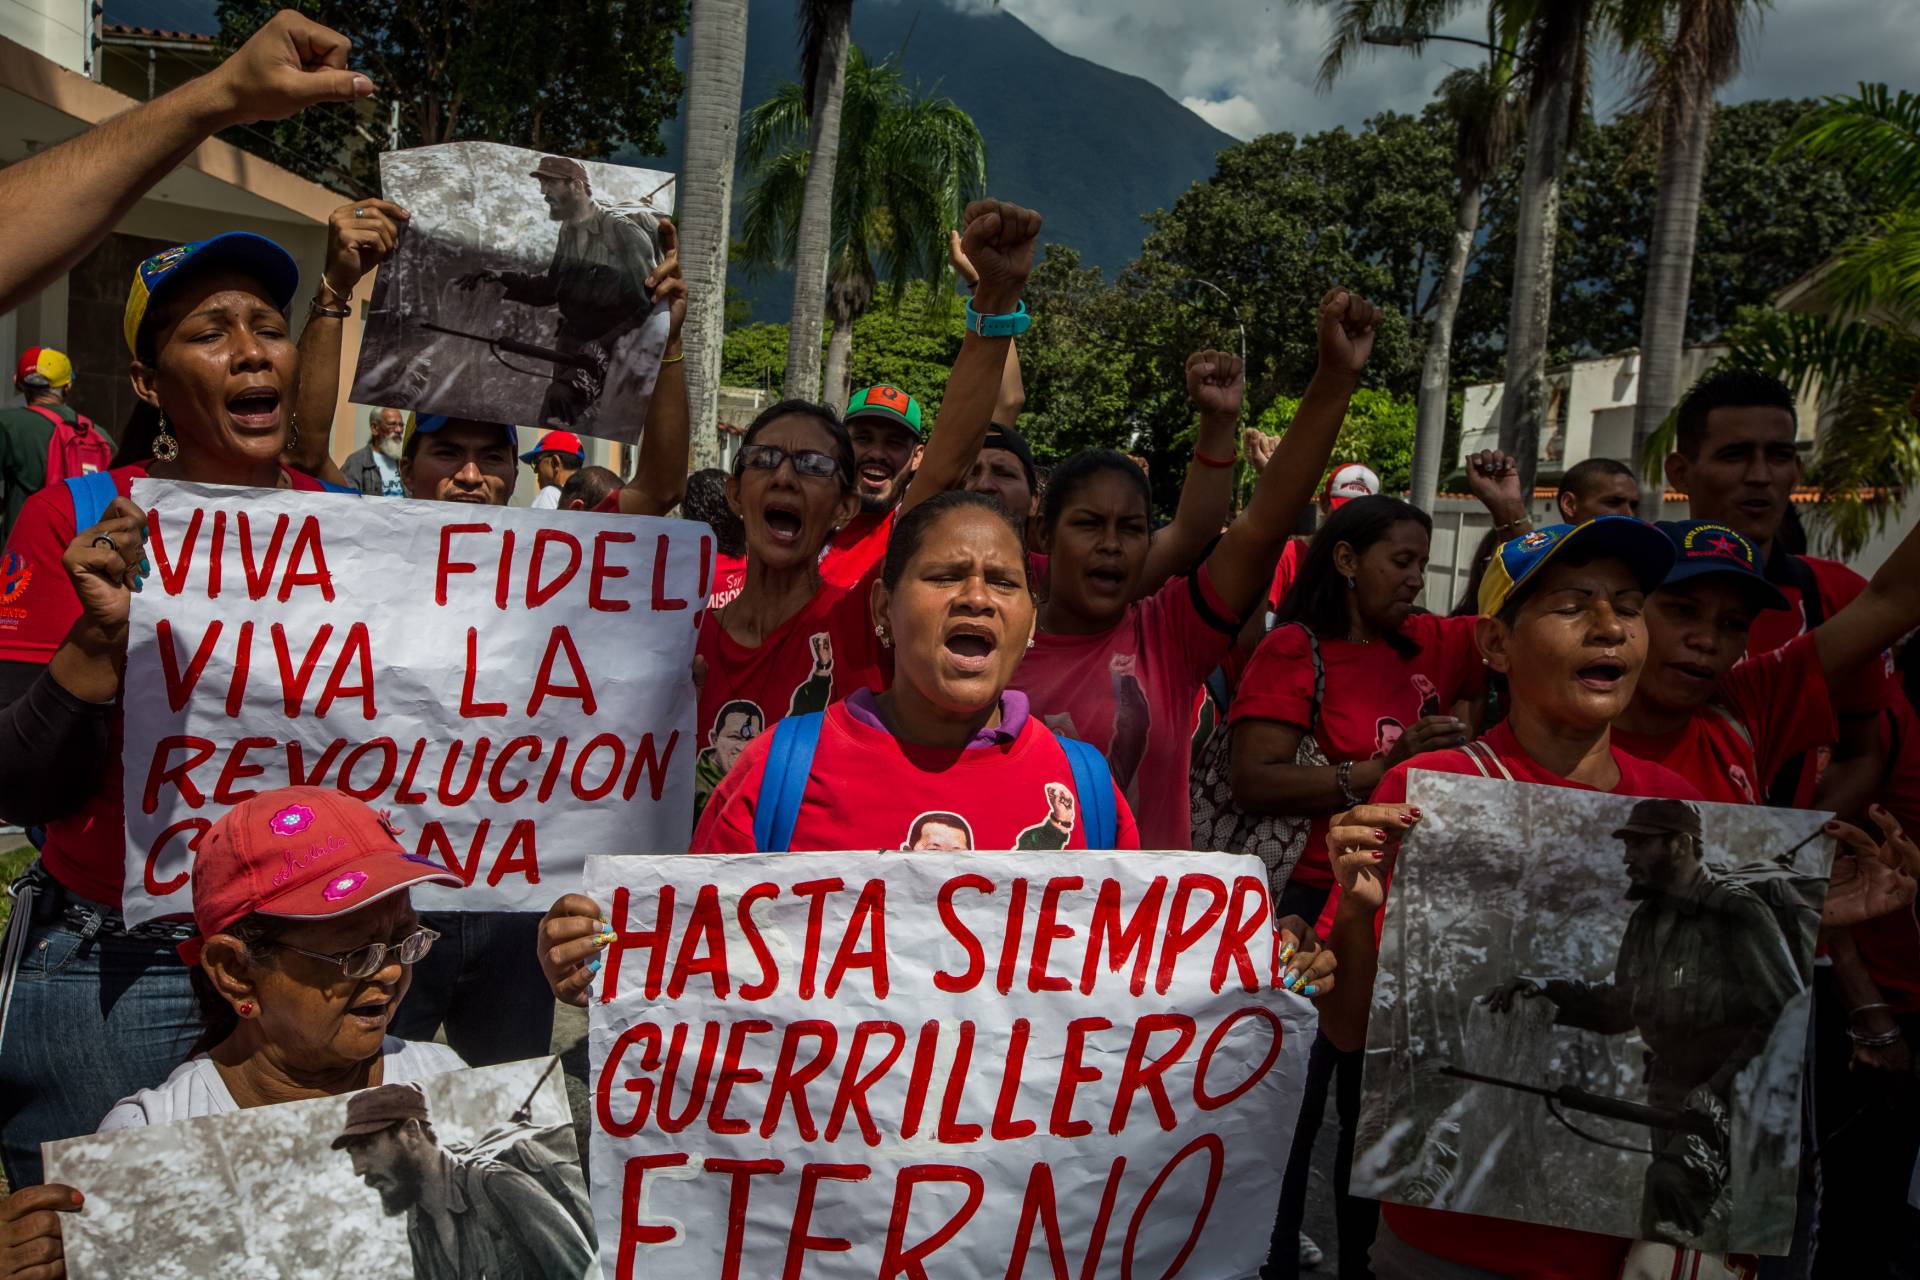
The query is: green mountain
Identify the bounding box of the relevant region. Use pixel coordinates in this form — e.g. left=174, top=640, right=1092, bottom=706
left=620, top=0, right=1237, bottom=324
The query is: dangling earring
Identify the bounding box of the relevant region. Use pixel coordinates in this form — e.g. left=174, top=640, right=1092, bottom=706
left=874, top=624, right=891, bottom=647
left=152, top=411, right=180, bottom=462
left=285, top=413, right=300, bottom=453
left=1343, top=574, right=1356, bottom=590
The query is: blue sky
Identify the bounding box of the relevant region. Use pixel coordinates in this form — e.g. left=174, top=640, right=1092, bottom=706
left=955, top=0, right=1920, bottom=140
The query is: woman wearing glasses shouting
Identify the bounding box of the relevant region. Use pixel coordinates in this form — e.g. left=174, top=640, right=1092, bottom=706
left=0, top=786, right=467, bottom=1276
left=691, top=200, right=1040, bottom=823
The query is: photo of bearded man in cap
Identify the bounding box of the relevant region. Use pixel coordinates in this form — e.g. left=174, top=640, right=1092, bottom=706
left=334, top=1082, right=594, bottom=1278
left=455, top=154, right=662, bottom=429
left=1482, top=798, right=1803, bottom=1244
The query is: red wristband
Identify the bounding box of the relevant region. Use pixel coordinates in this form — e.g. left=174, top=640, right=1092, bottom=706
left=1193, top=448, right=1237, bottom=469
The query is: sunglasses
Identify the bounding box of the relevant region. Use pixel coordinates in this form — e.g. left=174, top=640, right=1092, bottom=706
left=272, top=927, right=440, bottom=980
left=736, top=442, right=842, bottom=482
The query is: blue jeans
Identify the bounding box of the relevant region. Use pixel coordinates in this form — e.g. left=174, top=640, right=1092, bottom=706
left=0, top=890, right=198, bottom=1187
left=389, top=911, right=554, bottom=1066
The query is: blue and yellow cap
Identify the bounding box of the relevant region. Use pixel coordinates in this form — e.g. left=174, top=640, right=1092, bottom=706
left=1477, top=516, right=1676, bottom=618
left=400, top=411, right=519, bottom=456
left=124, top=233, right=301, bottom=356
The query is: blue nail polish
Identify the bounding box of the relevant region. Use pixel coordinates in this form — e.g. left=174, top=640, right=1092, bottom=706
left=139, top=558, right=151, bottom=573
left=586, top=956, right=602, bottom=975
left=1303, top=984, right=1318, bottom=997
left=1283, top=971, right=1299, bottom=991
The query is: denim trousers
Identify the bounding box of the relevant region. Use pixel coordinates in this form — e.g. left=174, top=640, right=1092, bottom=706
left=0, top=897, right=198, bottom=1188
left=388, top=911, right=555, bottom=1066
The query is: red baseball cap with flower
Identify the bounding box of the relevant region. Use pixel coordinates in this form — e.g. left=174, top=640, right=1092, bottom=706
left=179, top=786, right=461, bottom=966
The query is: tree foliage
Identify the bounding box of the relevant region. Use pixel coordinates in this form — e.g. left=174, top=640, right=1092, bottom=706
left=1257, top=388, right=1420, bottom=495
left=213, top=0, right=687, bottom=196
left=722, top=280, right=966, bottom=418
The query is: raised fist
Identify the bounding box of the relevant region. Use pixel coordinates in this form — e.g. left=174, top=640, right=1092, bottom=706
left=960, top=199, right=1043, bottom=316
left=1466, top=449, right=1525, bottom=519
left=1186, top=350, right=1245, bottom=422
left=1242, top=428, right=1278, bottom=474
left=1316, top=288, right=1380, bottom=379
left=206, top=9, right=374, bottom=127
left=323, top=200, right=409, bottom=300
left=1044, top=782, right=1076, bottom=829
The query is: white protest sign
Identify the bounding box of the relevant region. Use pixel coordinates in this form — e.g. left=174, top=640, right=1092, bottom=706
left=120, top=480, right=704, bottom=925
left=585, top=850, right=1313, bottom=1280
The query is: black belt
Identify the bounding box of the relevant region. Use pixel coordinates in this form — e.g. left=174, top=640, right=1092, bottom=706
left=9, top=862, right=196, bottom=945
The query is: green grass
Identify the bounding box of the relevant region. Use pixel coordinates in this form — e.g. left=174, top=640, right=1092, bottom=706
left=0, top=843, right=32, bottom=931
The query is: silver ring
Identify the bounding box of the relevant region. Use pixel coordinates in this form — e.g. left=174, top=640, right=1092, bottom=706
left=91, top=534, right=117, bottom=552
left=353, top=207, right=366, bottom=219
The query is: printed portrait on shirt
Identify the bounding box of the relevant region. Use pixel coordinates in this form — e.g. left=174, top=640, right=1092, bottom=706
left=1014, top=782, right=1078, bottom=851
left=1374, top=717, right=1405, bottom=760
left=788, top=632, right=835, bottom=717
left=694, top=699, right=763, bottom=818
left=903, top=811, right=975, bottom=851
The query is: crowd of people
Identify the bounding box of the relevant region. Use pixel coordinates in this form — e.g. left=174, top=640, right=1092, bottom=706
left=0, top=10, right=1915, bottom=1280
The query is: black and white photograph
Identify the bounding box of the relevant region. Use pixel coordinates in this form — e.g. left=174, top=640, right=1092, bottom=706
left=350, top=141, right=675, bottom=443
left=1353, top=773, right=1833, bottom=1256
left=41, top=1057, right=594, bottom=1280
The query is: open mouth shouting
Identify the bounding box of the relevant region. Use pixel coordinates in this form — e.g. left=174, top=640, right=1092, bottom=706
left=1575, top=656, right=1629, bottom=692
left=762, top=500, right=805, bottom=547
left=856, top=459, right=897, bottom=496
left=226, top=384, right=282, bottom=433
left=941, top=620, right=1000, bottom=675
left=346, top=991, right=394, bottom=1031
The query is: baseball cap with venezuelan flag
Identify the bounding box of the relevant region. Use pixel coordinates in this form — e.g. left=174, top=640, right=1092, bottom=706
left=845, top=384, right=924, bottom=438
left=123, top=233, right=301, bottom=356
left=15, top=346, right=73, bottom=390
left=1476, top=516, right=1675, bottom=618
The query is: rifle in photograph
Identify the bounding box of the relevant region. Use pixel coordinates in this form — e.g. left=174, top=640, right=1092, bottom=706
left=1439, top=1064, right=1721, bottom=1145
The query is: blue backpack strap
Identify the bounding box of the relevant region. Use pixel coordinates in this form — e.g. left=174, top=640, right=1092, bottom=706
left=1058, top=735, right=1118, bottom=850
left=751, top=711, right=824, bottom=852
left=64, top=472, right=119, bottom=532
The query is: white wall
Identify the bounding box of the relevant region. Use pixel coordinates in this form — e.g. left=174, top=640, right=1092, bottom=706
left=1, top=0, right=91, bottom=74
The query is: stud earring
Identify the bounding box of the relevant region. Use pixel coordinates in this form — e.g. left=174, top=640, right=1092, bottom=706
left=237, top=1001, right=255, bottom=1017
left=152, top=411, right=180, bottom=462
left=874, top=624, right=891, bottom=646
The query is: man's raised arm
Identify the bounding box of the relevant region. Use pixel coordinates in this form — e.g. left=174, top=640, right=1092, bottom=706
left=0, top=10, right=374, bottom=313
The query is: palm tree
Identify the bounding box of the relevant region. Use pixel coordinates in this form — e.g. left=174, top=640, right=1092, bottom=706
left=1496, top=0, right=1597, bottom=498
left=742, top=46, right=987, bottom=408
left=1306, top=0, right=1595, bottom=498
left=780, top=0, right=855, bottom=403
left=1411, top=56, right=1521, bottom=512
left=1711, top=85, right=1920, bottom=554
left=1619, top=0, right=1763, bottom=513
left=678, top=0, right=752, bottom=470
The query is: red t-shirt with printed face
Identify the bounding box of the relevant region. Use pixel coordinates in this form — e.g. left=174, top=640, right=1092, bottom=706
left=0, top=463, right=328, bottom=907
left=1747, top=552, right=1890, bottom=716
left=817, top=508, right=893, bottom=589
left=1012, top=567, right=1238, bottom=851
left=694, top=571, right=887, bottom=822
left=1230, top=613, right=1485, bottom=887
left=708, top=552, right=746, bottom=609
left=692, top=699, right=1141, bottom=853
left=1321, top=720, right=1703, bottom=1278
left=1612, top=631, right=1837, bottom=806
left=1856, top=695, right=1920, bottom=1012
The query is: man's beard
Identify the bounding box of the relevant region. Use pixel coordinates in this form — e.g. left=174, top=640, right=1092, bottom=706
left=374, top=435, right=403, bottom=460
left=373, top=1170, right=422, bottom=1216
left=859, top=466, right=915, bottom=515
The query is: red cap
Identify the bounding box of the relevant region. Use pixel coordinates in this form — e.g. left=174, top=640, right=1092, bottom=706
left=1323, top=462, right=1380, bottom=509
left=520, top=429, right=586, bottom=465
left=179, top=787, right=461, bottom=966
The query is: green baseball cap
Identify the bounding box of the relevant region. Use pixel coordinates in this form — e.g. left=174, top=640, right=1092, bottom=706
left=844, top=384, right=924, bottom=437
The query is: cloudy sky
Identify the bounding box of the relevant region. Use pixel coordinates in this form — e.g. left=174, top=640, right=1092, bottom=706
left=956, top=0, right=1920, bottom=141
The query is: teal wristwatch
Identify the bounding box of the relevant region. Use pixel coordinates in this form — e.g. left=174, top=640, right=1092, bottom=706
left=965, top=298, right=1031, bottom=338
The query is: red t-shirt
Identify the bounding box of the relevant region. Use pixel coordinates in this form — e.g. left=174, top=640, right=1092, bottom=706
left=694, top=571, right=887, bottom=821
left=692, top=698, right=1141, bottom=853
left=0, top=463, right=328, bottom=906
left=1612, top=632, right=1837, bottom=806
left=1324, top=720, right=1704, bottom=1280
left=1856, top=695, right=1920, bottom=1011
left=1266, top=537, right=1306, bottom=611
left=708, top=552, right=746, bottom=609
left=1229, top=613, right=1485, bottom=887
left=1012, top=567, right=1238, bottom=850
left=1747, top=552, right=1890, bottom=716
left=817, top=508, right=892, bottom=589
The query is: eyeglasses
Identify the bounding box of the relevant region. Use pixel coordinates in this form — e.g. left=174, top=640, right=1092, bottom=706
left=736, top=442, right=842, bottom=482
left=271, top=927, right=440, bottom=980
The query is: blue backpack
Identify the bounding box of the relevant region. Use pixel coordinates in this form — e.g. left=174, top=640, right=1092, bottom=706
left=750, top=711, right=1119, bottom=852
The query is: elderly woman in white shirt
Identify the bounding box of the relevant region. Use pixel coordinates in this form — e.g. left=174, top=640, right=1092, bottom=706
left=0, top=786, right=465, bottom=1278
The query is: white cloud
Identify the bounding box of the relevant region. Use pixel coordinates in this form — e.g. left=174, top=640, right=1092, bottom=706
left=981, top=0, right=1920, bottom=138
left=1181, top=94, right=1269, bottom=140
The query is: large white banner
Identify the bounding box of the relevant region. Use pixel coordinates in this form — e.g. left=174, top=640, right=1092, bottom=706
left=585, top=851, right=1313, bottom=1280
left=120, top=480, right=705, bottom=925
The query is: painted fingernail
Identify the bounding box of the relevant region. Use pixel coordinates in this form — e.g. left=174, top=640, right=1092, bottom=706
left=1409, top=808, right=1422, bottom=818
left=1283, top=971, right=1300, bottom=990
left=1826, top=822, right=1842, bottom=831
left=1374, top=829, right=1387, bottom=840
left=1303, top=984, right=1318, bottom=997
left=131, top=577, right=143, bottom=593
left=1280, top=944, right=1297, bottom=962
left=596, top=931, right=616, bottom=946
left=586, top=955, right=602, bottom=975
left=139, top=557, right=151, bottom=573
left=594, top=919, right=608, bottom=931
